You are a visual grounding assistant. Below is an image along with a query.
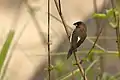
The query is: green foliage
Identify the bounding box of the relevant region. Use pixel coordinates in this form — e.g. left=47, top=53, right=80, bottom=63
left=59, top=58, right=98, bottom=80
left=83, top=49, right=104, bottom=62
left=93, top=9, right=119, bottom=19
left=85, top=58, right=99, bottom=74
left=89, top=50, right=104, bottom=62
left=109, top=22, right=117, bottom=29
left=116, top=0, right=120, bottom=13
left=91, top=6, right=120, bottom=80
left=101, top=73, right=118, bottom=80
left=93, top=13, right=107, bottom=19
left=54, top=59, right=64, bottom=72
left=106, top=9, right=114, bottom=18
left=106, top=8, right=119, bottom=29
left=93, top=8, right=120, bottom=29
left=58, top=69, right=79, bottom=80
left=112, top=72, right=120, bottom=80
left=0, top=30, right=14, bottom=73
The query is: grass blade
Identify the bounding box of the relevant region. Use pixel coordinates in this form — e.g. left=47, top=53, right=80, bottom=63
left=0, top=30, right=14, bottom=72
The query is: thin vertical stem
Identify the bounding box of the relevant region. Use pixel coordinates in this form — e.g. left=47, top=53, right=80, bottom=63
left=48, top=0, right=51, bottom=79
left=73, top=53, right=87, bottom=80
left=111, top=0, right=117, bottom=22
left=54, top=0, right=87, bottom=80
left=93, top=0, right=104, bottom=79
left=86, top=0, right=104, bottom=57
left=111, top=0, right=120, bottom=57
left=24, top=0, right=51, bottom=79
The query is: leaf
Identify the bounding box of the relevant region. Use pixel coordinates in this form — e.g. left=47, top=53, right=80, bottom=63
left=54, top=59, right=64, bottom=72
left=81, top=58, right=99, bottom=80
left=109, top=22, right=117, bottom=28
left=106, top=9, right=114, bottom=18
left=101, top=73, right=117, bottom=80
left=58, top=69, right=79, bottom=80
left=109, top=77, right=118, bottom=80
left=93, top=13, right=107, bottom=19
left=77, top=49, right=103, bottom=63
left=85, top=58, right=99, bottom=74
left=101, top=73, right=110, bottom=80
left=87, top=49, right=103, bottom=62
left=111, top=72, right=120, bottom=79
left=88, top=53, right=94, bottom=62
left=106, top=8, right=119, bottom=17
left=0, top=30, right=14, bottom=72
left=115, top=10, right=119, bottom=16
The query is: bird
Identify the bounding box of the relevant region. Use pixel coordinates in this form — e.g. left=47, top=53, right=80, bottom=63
left=67, top=21, right=87, bottom=59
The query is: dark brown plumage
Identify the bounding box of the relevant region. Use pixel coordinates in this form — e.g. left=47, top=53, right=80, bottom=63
left=67, top=21, right=87, bottom=59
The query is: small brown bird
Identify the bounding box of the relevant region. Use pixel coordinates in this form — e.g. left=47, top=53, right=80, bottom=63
left=67, top=21, right=87, bottom=59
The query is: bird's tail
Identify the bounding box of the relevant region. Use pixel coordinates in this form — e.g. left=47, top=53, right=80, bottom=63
left=67, top=48, right=73, bottom=59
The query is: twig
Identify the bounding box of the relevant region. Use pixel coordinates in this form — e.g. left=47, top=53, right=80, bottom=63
left=79, top=0, right=105, bottom=79
left=54, top=0, right=70, bottom=38
left=58, top=58, right=99, bottom=80
left=93, top=0, right=105, bottom=79
left=28, top=50, right=118, bottom=56
left=24, top=1, right=52, bottom=79
left=80, top=0, right=104, bottom=65
left=71, top=69, right=75, bottom=80
left=53, top=0, right=87, bottom=80
left=73, top=53, right=87, bottom=80
left=111, top=0, right=120, bottom=57
left=85, top=26, right=104, bottom=58
left=48, top=0, right=51, bottom=79
left=85, top=0, right=104, bottom=58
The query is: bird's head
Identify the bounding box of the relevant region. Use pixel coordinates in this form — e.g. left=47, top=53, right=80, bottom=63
left=73, top=21, right=86, bottom=28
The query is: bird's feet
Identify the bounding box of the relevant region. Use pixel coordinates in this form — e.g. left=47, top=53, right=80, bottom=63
left=73, top=49, right=77, bottom=52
